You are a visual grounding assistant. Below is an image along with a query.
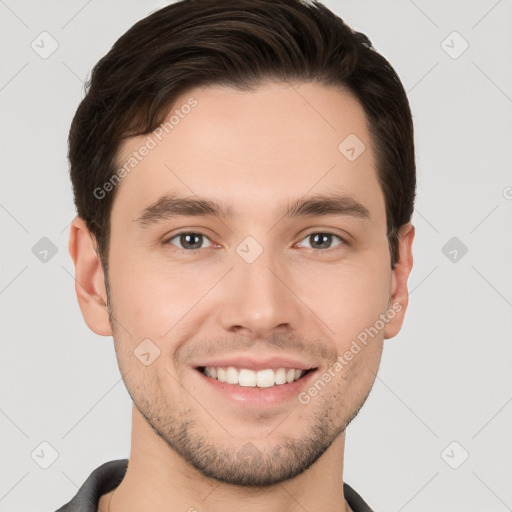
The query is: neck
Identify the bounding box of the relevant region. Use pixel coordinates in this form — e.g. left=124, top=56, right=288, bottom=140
left=99, top=405, right=351, bottom=512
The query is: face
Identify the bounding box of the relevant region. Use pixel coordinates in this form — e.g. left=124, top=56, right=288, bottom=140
left=71, top=81, right=414, bottom=486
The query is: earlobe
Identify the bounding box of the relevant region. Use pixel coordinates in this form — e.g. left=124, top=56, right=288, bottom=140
left=68, top=216, right=113, bottom=336
left=384, top=223, right=415, bottom=340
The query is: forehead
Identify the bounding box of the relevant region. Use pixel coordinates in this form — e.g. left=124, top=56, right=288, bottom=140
left=111, top=81, right=384, bottom=228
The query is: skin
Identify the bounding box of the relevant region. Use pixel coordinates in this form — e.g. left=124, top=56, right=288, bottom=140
left=69, top=81, right=414, bottom=512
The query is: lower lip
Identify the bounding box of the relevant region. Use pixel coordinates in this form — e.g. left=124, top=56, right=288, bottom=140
left=194, top=368, right=318, bottom=408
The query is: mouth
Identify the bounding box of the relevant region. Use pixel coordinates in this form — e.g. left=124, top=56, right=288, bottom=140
left=192, top=363, right=320, bottom=409
left=196, top=365, right=317, bottom=388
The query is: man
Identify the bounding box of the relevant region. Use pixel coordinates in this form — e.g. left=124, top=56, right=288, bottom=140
left=58, top=0, right=415, bottom=510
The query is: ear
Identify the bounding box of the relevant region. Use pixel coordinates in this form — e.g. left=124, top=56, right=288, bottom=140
left=383, top=223, right=415, bottom=340
left=68, top=216, right=113, bottom=336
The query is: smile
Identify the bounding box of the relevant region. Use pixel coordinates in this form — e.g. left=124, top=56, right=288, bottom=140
left=199, top=366, right=315, bottom=388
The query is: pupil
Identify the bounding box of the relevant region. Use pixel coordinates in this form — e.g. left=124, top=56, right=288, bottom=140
left=311, top=233, right=331, bottom=249
left=181, top=233, right=202, bottom=249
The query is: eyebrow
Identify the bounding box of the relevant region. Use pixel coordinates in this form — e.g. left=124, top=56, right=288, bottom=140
left=134, top=192, right=371, bottom=227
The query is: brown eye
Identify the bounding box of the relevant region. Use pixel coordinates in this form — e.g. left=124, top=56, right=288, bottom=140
left=298, top=232, right=344, bottom=250
left=166, top=232, right=212, bottom=251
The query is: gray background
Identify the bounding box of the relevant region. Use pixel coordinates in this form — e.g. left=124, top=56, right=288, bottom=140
left=1, top=0, right=511, bottom=510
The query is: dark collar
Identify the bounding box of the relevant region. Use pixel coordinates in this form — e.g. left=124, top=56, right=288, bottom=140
left=55, top=459, right=375, bottom=512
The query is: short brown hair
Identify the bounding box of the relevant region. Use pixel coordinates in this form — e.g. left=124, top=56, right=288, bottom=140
left=68, top=0, right=415, bottom=278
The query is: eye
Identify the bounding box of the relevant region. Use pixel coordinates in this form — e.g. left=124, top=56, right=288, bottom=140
left=163, top=230, right=347, bottom=253
left=297, top=232, right=345, bottom=251
left=165, top=232, right=213, bottom=251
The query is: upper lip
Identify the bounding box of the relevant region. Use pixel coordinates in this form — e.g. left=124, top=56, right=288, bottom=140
left=194, top=355, right=318, bottom=372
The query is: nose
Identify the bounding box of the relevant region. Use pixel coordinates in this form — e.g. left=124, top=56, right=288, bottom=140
left=218, top=246, right=303, bottom=339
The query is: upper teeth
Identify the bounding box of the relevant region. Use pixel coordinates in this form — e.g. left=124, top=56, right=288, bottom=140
left=203, top=366, right=306, bottom=387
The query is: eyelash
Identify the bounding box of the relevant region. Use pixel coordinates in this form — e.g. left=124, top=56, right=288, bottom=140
left=162, top=231, right=349, bottom=254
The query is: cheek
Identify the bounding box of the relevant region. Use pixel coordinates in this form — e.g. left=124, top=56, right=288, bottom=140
left=108, top=253, right=219, bottom=342
left=109, top=237, right=392, bottom=346
left=295, top=256, right=392, bottom=343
